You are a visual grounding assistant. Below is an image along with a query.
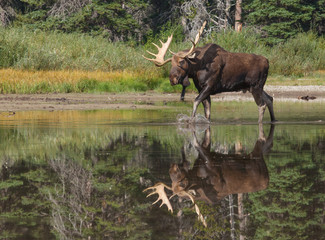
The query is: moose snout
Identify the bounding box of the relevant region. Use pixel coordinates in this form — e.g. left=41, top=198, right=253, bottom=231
left=169, top=75, right=179, bottom=86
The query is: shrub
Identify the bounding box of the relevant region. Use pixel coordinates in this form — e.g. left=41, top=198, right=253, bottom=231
left=269, top=32, right=325, bottom=76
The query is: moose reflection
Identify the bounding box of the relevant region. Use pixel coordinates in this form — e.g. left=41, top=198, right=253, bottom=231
left=144, top=124, right=275, bottom=227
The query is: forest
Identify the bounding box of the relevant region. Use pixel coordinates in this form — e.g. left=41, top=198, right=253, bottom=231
left=1, top=0, right=324, bottom=43
left=0, top=0, right=324, bottom=93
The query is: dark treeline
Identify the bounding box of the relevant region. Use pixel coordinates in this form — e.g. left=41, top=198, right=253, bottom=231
left=0, top=0, right=324, bottom=44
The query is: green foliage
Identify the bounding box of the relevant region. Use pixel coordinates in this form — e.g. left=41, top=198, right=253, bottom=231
left=244, top=0, right=324, bottom=44
left=1, top=0, right=324, bottom=46
left=269, top=32, right=325, bottom=76
left=207, top=27, right=268, bottom=55
left=245, top=125, right=325, bottom=240
left=15, top=0, right=149, bottom=41
left=0, top=179, right=24, bottom=190
left=144, top=20, right=185, bottom=46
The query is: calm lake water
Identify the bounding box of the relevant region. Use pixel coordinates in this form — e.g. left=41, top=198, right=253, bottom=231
left=0, top=101, right=324, bottom=240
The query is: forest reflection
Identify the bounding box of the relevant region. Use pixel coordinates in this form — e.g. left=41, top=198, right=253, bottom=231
left=0, top=114, right=324, bottom=239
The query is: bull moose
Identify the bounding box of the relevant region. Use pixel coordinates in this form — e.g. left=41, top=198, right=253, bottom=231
left=144, top=124, right=274, bottom=225
left=143, top=22, right=276, bottom=123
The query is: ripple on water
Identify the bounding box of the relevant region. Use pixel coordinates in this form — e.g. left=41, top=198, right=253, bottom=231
left=177, top=113, right=210, bottom=124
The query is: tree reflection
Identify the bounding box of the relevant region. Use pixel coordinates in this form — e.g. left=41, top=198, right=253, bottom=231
left=145, top=124, right=275, bottom=239
left=48, top=158, right=92, bottom=239
left=1, top=122, right=324, bottom=239
left=46, top=135, right=153, bottom=240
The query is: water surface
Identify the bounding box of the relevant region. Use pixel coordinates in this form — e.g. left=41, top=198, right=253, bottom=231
left=0, top=102, right=324, bottom=239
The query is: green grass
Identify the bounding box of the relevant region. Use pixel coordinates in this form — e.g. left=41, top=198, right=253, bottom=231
left=0, top=27, right=324, bottom=93
left=267, top=71, right=325, bottom=86
left=0, top=27, right=157, bottom=72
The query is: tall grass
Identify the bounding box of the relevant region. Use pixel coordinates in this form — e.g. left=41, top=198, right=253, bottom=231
left=268, top=32, right=325, bottom=76
left=0, top=27, right=159, bottom=72
left=0, top=27, right=324, bottom=93
left=0, top=69, right=169, bottom=93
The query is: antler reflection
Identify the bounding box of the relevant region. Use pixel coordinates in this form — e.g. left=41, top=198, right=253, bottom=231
left=143, top=182, right=173, bottom=213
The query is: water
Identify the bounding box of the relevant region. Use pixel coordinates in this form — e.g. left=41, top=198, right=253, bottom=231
left=0, top=102, right=324, bottom=240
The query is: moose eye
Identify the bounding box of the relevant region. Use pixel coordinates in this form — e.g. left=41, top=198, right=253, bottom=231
left=178, top=60, right=186, bottom=69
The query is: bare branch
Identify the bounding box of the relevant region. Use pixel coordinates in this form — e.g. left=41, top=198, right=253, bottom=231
left=48, top=0, right=92, bottom=18
left=180, top=0, right=236, bottom=38
left=47, top=158, right=93, bottom=239
left=0, top=1, right=16, bottom=26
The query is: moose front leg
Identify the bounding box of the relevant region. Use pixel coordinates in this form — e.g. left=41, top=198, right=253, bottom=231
left=192, top=87, right=212, bottom=121
left=180, top=85, right=186, bottom=101
left=202, top=97, right=211, bottom=120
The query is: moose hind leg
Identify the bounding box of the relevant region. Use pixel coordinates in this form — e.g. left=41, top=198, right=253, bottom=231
left=252, top=90, right=266, bottom=123
left=262, top=91, right=276, bottom=122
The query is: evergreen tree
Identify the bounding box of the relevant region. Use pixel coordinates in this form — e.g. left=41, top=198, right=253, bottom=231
left=243, top=0, right=324, bottom=44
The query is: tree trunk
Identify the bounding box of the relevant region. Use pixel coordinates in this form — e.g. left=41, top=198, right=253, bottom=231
left=238, top=193, right=246, bottom=240
left=225, top=0, right=231, bottom=28
left=235, top=0, right=242, bottom=32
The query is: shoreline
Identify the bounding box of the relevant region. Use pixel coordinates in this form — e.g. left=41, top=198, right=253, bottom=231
left=0, top=85, right=324, bottom=112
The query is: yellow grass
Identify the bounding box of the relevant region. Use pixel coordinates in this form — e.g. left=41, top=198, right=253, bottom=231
left=0, top=68, right=322, bottom=94
left=0, top=68, right=152, bottom=84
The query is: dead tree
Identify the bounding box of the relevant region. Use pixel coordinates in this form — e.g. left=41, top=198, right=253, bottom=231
left=0, top=0, right=16, bottom=26
left=48, top=158, right=93, bottom=239
left=48, top=0, right=92, bottom=18
left=235, top=0, right=242, bottom=32
left=180, top=0, right=237, bottom=39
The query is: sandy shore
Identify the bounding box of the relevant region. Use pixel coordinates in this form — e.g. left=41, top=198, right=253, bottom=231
left=0, top=85, right=324, bottom=112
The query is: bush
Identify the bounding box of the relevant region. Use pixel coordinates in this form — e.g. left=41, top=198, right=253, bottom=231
left=206, top=28, right=268, bottom=55
left=269, top=32, right=325, bottom=76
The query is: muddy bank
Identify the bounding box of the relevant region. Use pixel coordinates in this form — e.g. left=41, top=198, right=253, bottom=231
left=0, top=85, right=324, bottom=112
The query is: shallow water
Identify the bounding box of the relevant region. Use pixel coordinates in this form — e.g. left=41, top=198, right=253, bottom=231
left=0, top=102, right=324, bottom=240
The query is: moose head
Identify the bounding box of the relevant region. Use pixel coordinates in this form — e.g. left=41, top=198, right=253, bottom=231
left=143, top=22, right=206, bottom=91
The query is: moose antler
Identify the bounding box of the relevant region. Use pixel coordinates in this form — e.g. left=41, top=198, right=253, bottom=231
left=178, top=21, right=207, bottom=58
left=143, top=21, right=207, bottom=66
left=142, top=36, right=173, bottom=67
left=143, top=182, right=173, bottom=213
left=144, top=182, right=207, bottom=227
left=176, top=190, right=207, bottom=227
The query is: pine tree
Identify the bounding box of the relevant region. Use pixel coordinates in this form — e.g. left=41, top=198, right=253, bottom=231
left=243, top=0, right=323, bottom=44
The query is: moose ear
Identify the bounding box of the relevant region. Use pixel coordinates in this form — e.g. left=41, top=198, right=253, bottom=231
left=188, top=53, right=196, bottom=59
left=187, top=50, right=200, bottom=60
left=182, top=76, right=190, bottom=87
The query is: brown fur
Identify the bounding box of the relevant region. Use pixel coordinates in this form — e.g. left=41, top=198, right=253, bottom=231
left=169, top=125, right=274, bottom=204
left=169, top=44, right=276, bottom=122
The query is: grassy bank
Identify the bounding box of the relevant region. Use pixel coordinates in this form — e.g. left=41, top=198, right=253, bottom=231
left=0, top=27, right=324, bottom=93
left=0, top=68, right=324, bottom=94
left=0, top=68, right=190, bottom=93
